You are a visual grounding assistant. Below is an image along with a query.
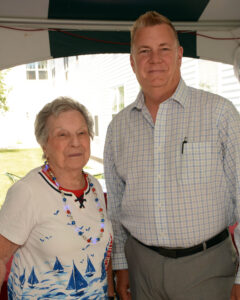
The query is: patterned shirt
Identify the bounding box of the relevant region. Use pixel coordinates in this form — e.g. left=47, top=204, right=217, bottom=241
left=104, top=78, right=240, bottom=283
left=0, top=167, right=113, bottom=299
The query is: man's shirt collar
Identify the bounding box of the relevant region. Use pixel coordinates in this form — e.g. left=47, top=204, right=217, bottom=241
left=133, top=78, right=189, bottom=111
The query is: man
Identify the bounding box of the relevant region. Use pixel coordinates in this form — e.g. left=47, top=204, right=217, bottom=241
left=104, top=11, right=240, bottom=300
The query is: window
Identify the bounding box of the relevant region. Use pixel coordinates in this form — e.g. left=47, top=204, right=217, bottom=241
left=26, top=61, right=48, bottom=80
left=94, top=115, right=99, bottom=136
left=64, top=57, right=69, bottom=80
left=112, top=85, right=124, bottom=118
left=26, top=63, right=36, bottom=80
left=51, top=60, right=56, bottom=80
left=38, top=61, right=48, bottom=80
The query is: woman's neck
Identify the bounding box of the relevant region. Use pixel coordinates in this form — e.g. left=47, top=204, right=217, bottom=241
left=47, top=164, right=85, bottom=190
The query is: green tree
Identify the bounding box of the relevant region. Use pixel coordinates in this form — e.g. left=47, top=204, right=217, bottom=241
left=0, top=70, right=9, bottom=112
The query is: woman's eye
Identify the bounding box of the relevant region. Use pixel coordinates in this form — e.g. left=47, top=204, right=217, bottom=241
left=58, top=132, right=67, bottom=137
left=78, top=131, right=86, bottom=135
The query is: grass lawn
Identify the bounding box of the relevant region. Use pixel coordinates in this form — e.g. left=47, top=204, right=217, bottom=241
left=0, top=148, right=104, bottom=209
left=0, top=148, right=43, bottom=208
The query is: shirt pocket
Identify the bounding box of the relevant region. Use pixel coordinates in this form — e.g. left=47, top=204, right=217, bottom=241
left=180, top=142, right=216, bottom=185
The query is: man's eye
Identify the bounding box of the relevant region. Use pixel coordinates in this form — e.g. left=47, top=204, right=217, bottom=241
left=139, top=49, right=150, bottom=54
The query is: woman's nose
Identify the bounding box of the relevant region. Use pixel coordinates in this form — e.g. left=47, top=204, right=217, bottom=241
left=71, top=134, right=81, bottom=146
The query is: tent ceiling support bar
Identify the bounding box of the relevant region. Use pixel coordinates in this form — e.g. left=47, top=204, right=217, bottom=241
left=0, top=17, right=240, bottom=31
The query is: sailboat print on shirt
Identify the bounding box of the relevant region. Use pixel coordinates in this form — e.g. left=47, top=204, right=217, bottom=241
left=100, top=257, right=106, bottom=282
left=28, top=267, right=39, bottom=288
left=53, top=256, right=64, bottom=273
left=19, top=268, right=25, bottom=289
left=85, top=256, right=96, bottom=277
left=66, top=260, right=88, bottom=296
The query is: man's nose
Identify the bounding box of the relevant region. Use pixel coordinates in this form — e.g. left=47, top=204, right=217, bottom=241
left=150, top=50, right=163, bottom=63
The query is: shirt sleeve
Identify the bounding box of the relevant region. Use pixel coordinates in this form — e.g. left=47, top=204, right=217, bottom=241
left=217, top=100, right=240, bottom=284
left=104, top=124, right=129, bottom=270
left=0, top=179, right=37, bottom=245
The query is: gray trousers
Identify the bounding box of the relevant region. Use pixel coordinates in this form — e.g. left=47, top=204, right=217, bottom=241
left=125, top=234, right=238, bottom=300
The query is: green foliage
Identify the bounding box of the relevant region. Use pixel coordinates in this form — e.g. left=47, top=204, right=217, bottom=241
left=199, top=82, right=212, bottom=93
left=0, top=70, right=9, bottom=112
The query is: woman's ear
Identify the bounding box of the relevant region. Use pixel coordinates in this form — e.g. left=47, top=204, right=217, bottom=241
left=42, top=145, right=47, bottom=159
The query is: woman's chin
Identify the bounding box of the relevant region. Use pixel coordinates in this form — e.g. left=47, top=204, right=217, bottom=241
left=66, top=163, right=85, bottom=171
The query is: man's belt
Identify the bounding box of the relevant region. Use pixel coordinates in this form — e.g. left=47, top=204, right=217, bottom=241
left=135, top=228, right=229, bottom=259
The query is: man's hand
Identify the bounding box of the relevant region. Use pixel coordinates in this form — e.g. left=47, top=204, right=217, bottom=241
left=231, top=284, right=240, bottom=299
left=115, top=269, right=131, bottom=300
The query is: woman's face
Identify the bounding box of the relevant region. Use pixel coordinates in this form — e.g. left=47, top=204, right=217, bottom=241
left=43, top=110, right=90, bottom=174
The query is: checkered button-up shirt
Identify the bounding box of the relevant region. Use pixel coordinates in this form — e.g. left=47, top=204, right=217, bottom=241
left=104, top=79, right=240, bottom=282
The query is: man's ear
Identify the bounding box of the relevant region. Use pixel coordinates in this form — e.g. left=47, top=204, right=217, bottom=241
left=130, top=54, right=136, bottom=73
left=178, top=46, right=184, bottom=61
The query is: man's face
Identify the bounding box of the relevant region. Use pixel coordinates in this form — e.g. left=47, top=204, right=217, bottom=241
left=130, top=24, right=183, bottom=100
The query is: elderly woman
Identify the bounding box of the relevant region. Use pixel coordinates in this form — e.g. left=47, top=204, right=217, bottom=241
left=0, top=97, right=113, bottom=299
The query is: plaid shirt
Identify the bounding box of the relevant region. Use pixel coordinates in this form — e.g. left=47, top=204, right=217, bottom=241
left=104, top=79, right=240, bottom=282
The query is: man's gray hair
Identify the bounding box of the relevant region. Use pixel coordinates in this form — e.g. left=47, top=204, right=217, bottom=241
left=34, top=96, right=94, bottom=147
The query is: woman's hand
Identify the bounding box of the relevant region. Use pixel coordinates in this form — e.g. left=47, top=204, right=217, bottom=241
left=231, top=284, right=240, bottom=300
left=115, top=269, right=131, bottom=300
left=107, top=258, right=115, bottom=297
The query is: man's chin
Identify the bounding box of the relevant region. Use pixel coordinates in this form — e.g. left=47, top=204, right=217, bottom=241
left=147, top=75, right=166, bottom=83
left=150, top=80, right=167, bottom=88
left=140, top=78, right=168, bottom=91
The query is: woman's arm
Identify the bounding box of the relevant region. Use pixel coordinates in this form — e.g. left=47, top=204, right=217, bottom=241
left=107, top=258, right=116, bottom=298
left=0, top=234, right=19, bottom=288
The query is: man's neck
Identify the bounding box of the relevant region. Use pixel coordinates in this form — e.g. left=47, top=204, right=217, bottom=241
left=143, top=81, right=180, bottom=123
left=144, top=91, right=170, bottom=123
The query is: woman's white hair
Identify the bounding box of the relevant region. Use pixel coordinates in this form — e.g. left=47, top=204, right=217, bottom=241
left=34, top=96, right=94, bottom=147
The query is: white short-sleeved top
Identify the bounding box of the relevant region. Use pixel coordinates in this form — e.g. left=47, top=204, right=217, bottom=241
left=0, top=167, right=113, bottom=299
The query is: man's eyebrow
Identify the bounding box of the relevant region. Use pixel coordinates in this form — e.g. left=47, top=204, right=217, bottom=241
left=138, top=45, right=151, bottom=49
left=138, top=42, right=171, bottom=48
left=158, top=42, right=170, bottom=47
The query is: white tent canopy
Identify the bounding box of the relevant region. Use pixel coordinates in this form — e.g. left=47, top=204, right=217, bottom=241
left=0, top=0, right=240, bottom=72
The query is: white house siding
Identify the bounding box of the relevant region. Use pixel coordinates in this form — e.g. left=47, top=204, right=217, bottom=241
left=181, top=58, right=240, bottom=110
left=181, top=57, right=199, bottom=89
left=1, top=55, right=239, bottom=161
left=79, top=54, right=139, bottom=160
left=218, top=63, right=240, bottom=111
